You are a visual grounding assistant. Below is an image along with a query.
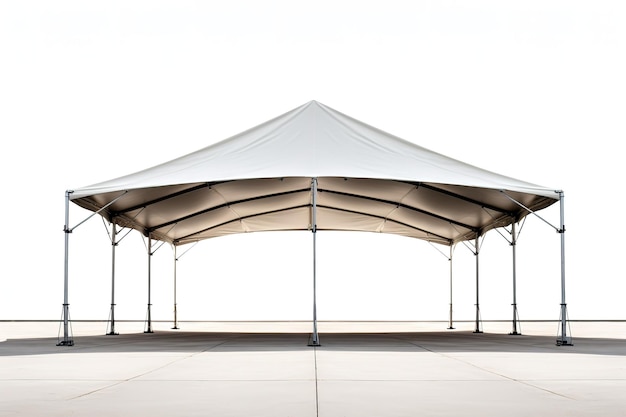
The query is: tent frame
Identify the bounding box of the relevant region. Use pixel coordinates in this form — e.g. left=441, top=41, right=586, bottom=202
left=57, top=98, right=569, bottom=347
left=57, top=185, right=571, bottom=347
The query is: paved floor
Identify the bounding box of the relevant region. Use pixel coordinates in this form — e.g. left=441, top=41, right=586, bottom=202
left=1, top=321, right=625, bottom=416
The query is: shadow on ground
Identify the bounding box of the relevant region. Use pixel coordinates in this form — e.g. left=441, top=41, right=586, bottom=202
left=1, top=330, right=625, bottom=357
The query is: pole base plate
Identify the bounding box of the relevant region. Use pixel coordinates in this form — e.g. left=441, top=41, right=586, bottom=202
left=556, top=337, right=573, bottom=346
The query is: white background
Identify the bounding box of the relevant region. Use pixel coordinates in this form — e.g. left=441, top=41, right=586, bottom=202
left=1, top=1, right=624, bottom=324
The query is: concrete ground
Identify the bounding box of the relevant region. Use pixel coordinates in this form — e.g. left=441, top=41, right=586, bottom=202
left=1, top=321, right=625, bottom=416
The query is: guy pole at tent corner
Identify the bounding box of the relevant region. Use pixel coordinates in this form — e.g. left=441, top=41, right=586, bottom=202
left=58, top=189, right=128, bottom=347
left=58, top=190, right=74, bottom=346
left=556, top=191, right=572, bottom=346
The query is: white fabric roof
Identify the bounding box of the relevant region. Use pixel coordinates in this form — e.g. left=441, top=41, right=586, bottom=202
left=70, top=101, right=559, bottom=246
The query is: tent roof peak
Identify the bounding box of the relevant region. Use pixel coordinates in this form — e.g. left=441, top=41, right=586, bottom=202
left=68, top=101, right=560, bottom=245
left=72, top=100, right=557, bottom=200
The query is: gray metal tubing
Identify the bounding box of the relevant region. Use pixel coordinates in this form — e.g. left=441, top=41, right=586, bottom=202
left=108, top=223, right=118, bottom=335
left=173, top=245, right=179, bottom=329
left=145, top=236, right=153, bottom=333
left=311, top=178, right=320, bottom=346
left=557, top=192, right=571, bottom=345
left=59, top=191, right=72, bottom=346
left=448, top=245, right=454, bottom=329
left=474, top=235, right=482, bottom=333
left=511, top=221, right=520, bottom=335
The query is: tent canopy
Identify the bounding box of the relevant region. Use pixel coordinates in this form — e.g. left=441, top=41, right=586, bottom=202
left=70, top=101, right=559, bottom=246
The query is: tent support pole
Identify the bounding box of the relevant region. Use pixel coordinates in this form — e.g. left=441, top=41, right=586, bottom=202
left=510, top=222, right=521, bottom=335
left=57, top=190, right=128, bottom=346
left=474, top=235, right=483, bottom=333
left=169, top=241, right=197, bottom=330
left=309, top=178, right=321, bottom=347
left=107, top=223, right=119, bottom=335
left=556, top=192, right=572, bottom=346
left=448, top=245, right=455, bottom=329
left=144, top=236, right=154, bottom=334
left=57, top=190, right=74, bottom=346
left=501, top=189, right=572, bottom=344
left=172, top=245, right=179, bottom=329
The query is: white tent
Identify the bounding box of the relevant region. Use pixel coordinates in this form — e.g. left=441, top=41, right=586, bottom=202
left=60, top=101, right=571, bottom=346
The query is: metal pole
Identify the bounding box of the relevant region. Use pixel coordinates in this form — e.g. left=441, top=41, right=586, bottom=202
left=107, top=222, right=119, bottom=335
left=557, top=192, right=572, bottom=345
left=145, top=236, right=154, bottom=333
left=309, top=178, right=321, bottom=346
left=172, top=245, right=179, bottom=329
left=474, top=235, right=482, bottom=333
left=510, top=221, right=521, bottom=335
left=447, top=245, right=455, bottom=329
left=57, top=190, right=74, bottom=346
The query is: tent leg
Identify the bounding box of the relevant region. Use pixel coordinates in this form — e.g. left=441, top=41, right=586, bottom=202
left=473, top=236, right=483, bottom=334
left=556, top=192, right=572, bottom=346
left=309, top=178, right=321, bottom=347
left=58, top=191, right=74, bottom=346
left=144, top=236, right=154, bottom=334
left=172, top=246, right=179, bottom=330
left=510, top=222, right=521, bottom=335
left=447, top=245, right=455, bottom=330
left=107, top=223, right=119, bottom=335
left=309, top=231, right=321, bottom=346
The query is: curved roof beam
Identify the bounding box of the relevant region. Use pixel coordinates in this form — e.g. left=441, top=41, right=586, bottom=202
left=318, top=188, right=478, bottom=233
left=408, top=182, right=516, bottom=217
left=147, top=187, right=311, bottom=233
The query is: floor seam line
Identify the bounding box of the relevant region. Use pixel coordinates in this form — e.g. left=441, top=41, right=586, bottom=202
left=67, top=336, right=239, bottom=401
left=392, top=335, right=577, bottom=400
